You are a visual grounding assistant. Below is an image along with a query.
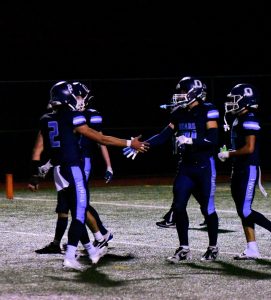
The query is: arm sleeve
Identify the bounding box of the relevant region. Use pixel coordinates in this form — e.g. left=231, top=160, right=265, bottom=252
left=146, top=126, right=174, bottom=147
left=192, top=127, right=219, bottom=149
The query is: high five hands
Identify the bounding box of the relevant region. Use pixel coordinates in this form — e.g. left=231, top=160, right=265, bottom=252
left=123, top=135, right=149, bottom=160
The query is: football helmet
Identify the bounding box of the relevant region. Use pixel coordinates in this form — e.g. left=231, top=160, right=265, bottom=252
left=48, top=81, right=83, bottom=111
left=72, top=81, right=93, bottom=108
left=225, top=83, right=259, bottom=114
left=171, top=76, right=206, bottom=110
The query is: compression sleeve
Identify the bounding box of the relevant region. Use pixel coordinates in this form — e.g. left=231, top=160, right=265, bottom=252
left=192, top=128, right=218, bottom=149
left=146, top=126, right=174, bottom=147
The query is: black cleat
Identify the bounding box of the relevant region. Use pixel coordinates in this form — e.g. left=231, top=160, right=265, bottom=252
left=156, top=220, right=176, bottom=228
left=167, top=246, right=191, bottom=263
left=201, top=246, right=219, bottom=261
left=35, top=242, right=62, bottom=254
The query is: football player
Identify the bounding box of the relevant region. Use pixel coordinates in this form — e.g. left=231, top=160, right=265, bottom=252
left=33, top=82, right=114, bottom=258
left=124, top=76, right=220, bottom=262
left=29, top=81, right=149, bottom=270
left=218, top=83, right=271, bottom=260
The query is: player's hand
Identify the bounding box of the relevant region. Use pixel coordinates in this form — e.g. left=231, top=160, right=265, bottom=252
left=28, top=175, right=40, bottom=192
left=176, top=135, right=193, bottom=146
left=38, top=160, right=53, bottom=178
left=218, top=145, right=229, bottom=162
left=104, top=167, right=113, bottom=183
left=130, top=135, right=149, bottom=153
left=123, top=147, right=138, bottom=160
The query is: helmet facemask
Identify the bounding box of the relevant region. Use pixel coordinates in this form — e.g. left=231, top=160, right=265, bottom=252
left=225, top=94, right=244, bottom=115
left=74, top=96, right=86, bottom=112
left=171, top=87, right=204, bottom=110
left=72, top=82, right=93, bottom=110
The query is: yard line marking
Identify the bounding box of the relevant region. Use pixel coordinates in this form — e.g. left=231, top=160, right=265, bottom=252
left=4, top=197, right=271, bottom=216
left=1, top=230, right=271, bottom=259
left=0, top=230, right=244, bottom=256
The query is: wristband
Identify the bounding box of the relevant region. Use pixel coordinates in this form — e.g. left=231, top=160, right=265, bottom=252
left=126, top=140, right=131, bottom=147
left=30, top=160, right=41, bottom=176
left=107, top=167, right=113, bottom=174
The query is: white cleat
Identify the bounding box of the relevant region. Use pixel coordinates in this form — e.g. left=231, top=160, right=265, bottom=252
left=234, top=252, right=260, bottom=260
left=63, top=258, right=84, bottom=271
left=89, top=245, right=108, bottom=264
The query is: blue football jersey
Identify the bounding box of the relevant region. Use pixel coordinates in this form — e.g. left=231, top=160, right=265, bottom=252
left=39, top=108, right=87, bottom=166
left=80, top=108, right=103, bottom=157
left=231, top=111, right=261, bottom=166
left=170, top=102, right=219, bottom=163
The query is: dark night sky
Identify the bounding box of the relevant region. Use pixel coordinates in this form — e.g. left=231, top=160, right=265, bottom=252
left=1, top=2, right=271, bottom=80
left=1, top=2, right=271, bottom=180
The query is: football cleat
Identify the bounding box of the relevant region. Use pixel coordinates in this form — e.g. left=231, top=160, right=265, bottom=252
left=103, top=231, right=113, bottom=243
left=35, top=242, right=62, bottom=254
left=89, top=239, right=108, bottom=264
left=167, top=246, right=191, bottom=263
left=201, top=246, right=219, bottom=261
left=233, top=251, right=260, bottom=260
left=156, top=220, right=176, bottom=228
left=63, top=258, right=84, bottom=271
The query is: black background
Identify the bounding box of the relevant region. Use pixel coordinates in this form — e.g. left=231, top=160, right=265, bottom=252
left=1, top=2, right=271, bottom=181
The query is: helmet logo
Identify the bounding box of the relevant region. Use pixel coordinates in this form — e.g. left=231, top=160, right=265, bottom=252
left=67, top=83, right=73, bottom=94
left=244, top=87, right=253, bottom=97
left=193, top=79, right=202, bottom=88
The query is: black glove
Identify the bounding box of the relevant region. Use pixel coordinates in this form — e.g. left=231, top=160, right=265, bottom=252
left=29, top=175, right=40, bottom=190
left=104, top=167, right=113, bottom=183
left=28, top=160, right=41, bottom=191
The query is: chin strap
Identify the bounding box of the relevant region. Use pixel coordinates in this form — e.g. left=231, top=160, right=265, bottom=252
left=258, top=166, right=268, bottom=197
left=223, top=113, right=230, bottom=132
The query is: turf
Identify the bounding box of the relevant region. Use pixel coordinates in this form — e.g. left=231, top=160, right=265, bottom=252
left=0, top=183, right=271, bottom=299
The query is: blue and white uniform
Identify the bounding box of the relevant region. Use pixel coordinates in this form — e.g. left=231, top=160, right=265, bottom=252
left=147, top=102, right=219, bottom=247
left=230, top=111, right=271, bottom=232
left=39, top=108, right=89, bottom=246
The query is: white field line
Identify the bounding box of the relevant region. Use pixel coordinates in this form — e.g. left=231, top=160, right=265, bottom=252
left=0, top=230, right=240, bottom=256
left=4, top=196, right=271, bottom=216
left=2, top=197, right=271, bottom=257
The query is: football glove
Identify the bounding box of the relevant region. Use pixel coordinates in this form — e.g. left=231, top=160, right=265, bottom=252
left=123, top=146, right=138, bottom=160
left=28, top=175, right=40, bottom=191
left=28, top=160, right=41, bottom=191
left=104, top=167, right=113, bottom=183
left=218, top=145, right=229, bottom=162
left=176, top=135, right=193, bottom=147
left=38, top=160, right=53, bottom=178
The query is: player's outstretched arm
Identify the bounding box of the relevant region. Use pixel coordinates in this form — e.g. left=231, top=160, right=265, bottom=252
left=76, top=125, right=149, bottom=152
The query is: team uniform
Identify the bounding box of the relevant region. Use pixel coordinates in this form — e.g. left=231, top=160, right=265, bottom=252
left=168, top=102, right=219, bottom=259
left=33, top=81, right=108, bottom=270
left=129, top=76, right=220, bottom=262
left=230, top=112, right=261, bottom=220
left=34, top=83, right=111, bottom=262
left=219, top=83, right=271, bottom=259
left=32, top=81, right=148, bottom=269
left=81, top=108, right=103, bottom=179
left=80, top=108, right=111, bottom=236
left=39, top=109, right=91, bottom=248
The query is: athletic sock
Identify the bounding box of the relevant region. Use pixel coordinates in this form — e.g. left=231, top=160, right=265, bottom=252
left=93, top=231, right=104, bottom=242
left=65, top=245, right=77, bottom=260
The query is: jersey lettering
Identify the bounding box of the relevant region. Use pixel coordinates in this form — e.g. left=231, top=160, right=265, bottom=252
left=178, top=122, right=197, bottom=138
left=48, top=121, right=60, bottom=148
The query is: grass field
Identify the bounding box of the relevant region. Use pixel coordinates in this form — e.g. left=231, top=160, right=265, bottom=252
left=0, top=181, right=271, bottom=299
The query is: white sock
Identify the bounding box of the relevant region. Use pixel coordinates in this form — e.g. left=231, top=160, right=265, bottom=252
left=247, top=241, right=259, bottom=253
left=65, top=245, right=77, bottom=260
left=83, top=242, right=96, bottom=255
left=93, top=231, right=104, bottom=242
left=180, top=245, right=189, bottom=250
